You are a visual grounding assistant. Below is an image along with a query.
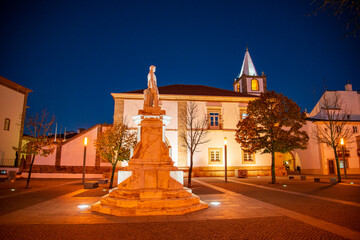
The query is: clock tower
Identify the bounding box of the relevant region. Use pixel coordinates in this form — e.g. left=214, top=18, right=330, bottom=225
left=233, top=47, right=267, bottom=95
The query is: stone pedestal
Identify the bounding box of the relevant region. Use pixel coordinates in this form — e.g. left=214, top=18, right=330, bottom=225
left=91, top=107, right=208, bottom=216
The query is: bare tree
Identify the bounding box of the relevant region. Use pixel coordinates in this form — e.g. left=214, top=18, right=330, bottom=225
left=179, top=101, right=208, bottom=188
left=14, top=110, right=56, bottom=188
left=311, top=0, right=360, bottom=38
left=311, top=92, right=353, bottom=182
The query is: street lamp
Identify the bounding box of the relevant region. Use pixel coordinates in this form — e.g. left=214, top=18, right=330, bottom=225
left=224, top=137, right=227, bottom=183
left=340, top=138, right=347, bottom=179
left=83, top=137, right=88, bottom=184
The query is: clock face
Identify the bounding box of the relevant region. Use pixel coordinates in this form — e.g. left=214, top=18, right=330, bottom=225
left=251, top=79, right=259, bottom=91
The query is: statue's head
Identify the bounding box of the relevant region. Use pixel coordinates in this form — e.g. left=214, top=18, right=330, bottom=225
left=149, top=65, right=156, bottom=72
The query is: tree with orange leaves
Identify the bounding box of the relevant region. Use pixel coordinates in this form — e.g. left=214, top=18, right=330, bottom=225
left=235, top=91, right=309, bottom=184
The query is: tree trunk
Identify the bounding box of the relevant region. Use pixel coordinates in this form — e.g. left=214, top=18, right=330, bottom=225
left=271, top=151, right=276, bottom=184
left=188, top=152, right=193, bottom=188
left=26, top=155, right=35, bottom=189
left=333, top=147, right=342, bottom=183
left=109, top=162, right=117, bottom=189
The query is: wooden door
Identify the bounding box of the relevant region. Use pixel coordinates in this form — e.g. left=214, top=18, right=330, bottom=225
left=328, top=160, right=335, bottom=174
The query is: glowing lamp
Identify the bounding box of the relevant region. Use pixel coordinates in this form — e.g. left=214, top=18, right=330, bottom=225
left=84, top=137, right=88, bottom=146
left=340, top=138, right=344, bottom=145
left=224, top=137, right=227, bottom=145
left=210, top=201, right=221, bottom=205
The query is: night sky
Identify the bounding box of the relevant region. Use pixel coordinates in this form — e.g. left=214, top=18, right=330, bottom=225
left=1, top=0, right=359, bottom=132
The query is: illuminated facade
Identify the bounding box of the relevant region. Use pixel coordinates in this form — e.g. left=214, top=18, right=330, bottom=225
left=296, top=83, right=360, bottom=175
left=112, top=49, right=286, bottom=177
left=0, top=77, right=31, bottom=167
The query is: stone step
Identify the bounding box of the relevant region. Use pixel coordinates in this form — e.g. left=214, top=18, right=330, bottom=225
left=100, top=194, right=201, bottom=209
left=91, top=200, right=208, bottom=216
left=109, top=188, right=193, bottom=200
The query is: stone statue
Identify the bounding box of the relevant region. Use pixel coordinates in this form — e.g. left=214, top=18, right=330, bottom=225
left=144, top=65, right=159, bottom=108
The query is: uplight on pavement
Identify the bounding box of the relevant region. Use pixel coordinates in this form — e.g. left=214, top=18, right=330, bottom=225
left=77, top=204, right=90, bottom=209
left=210, top=201, right=221, bottom=205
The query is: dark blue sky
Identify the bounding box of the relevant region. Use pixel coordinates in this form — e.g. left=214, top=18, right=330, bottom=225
left=1, top=0, right=359, bottom=132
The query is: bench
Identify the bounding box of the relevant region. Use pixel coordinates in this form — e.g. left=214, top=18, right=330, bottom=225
left=329, top=178, right=337, bottom=184
left=98, top=179, right=109, bottom=184
left=314, top=178, right=320, bottom=182
left=0, top=170, right=7, bottom=180
left=289, top=176, right=294, bottom=180
left=0, top=170, right=16, bottom=182
left=84, top=181, right=99, bottom=189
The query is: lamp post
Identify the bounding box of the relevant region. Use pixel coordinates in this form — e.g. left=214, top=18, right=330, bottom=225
left=340, top=138, right=347, bottom=179
left=82, top=137, right=87, bottom=184
left=224, top=137, right=227, bottom=183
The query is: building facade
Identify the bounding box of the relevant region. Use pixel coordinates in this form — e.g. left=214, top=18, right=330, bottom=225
left=112, top=49, right=287, bottom=177
left=296, top=83, right=360, bottom=175
left=0, top=77, right=31, bottom=167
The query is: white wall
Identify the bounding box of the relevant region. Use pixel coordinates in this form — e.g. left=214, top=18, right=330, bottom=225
left=0, top=85, right=24, bottom=164
left=294, top=121, right=322, bottom=170
left=35, top=147, right=56, bottom=166
left=61, top=127, right=98, bottom=166
left=124, top=99, right=143, bottom=128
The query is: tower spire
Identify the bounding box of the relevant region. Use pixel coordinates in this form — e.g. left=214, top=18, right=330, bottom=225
left=238, top=47, right=258, bottom=77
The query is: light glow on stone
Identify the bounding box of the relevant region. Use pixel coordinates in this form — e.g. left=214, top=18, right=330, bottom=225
left=78, top=204, right=90, bottom=209
left=283, top=185, right=287, bottom=187
left=11, top=189, right=15, bottom=191
left=210, top=201, right=221, bottom=205
left=350, top=182, right=354, bottom=184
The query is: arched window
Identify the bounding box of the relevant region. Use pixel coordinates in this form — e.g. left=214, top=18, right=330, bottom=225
left=4, top=118, right=10, bottom=131
left=237, top=83, right=240, bottom=92
left=251, top=79, right=259, bottom=91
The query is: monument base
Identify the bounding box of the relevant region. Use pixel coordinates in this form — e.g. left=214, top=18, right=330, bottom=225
left=91, top=169, right=208, bottom=216
left=91, top=187, right=207, bottom=216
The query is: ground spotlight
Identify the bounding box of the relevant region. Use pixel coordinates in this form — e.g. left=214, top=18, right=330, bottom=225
left=77, top=204, right=90, bottom=209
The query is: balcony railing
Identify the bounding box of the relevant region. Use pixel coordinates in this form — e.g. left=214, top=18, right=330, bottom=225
left=337, top=150, right=350, bottom=158
left=0, top=158, right=16, bottom=167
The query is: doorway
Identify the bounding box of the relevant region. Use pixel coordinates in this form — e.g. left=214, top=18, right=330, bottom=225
left=328, top=160, right=335, bottom=174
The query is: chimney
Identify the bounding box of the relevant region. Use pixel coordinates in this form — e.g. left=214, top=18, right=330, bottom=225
left=77, top=128, right=85, bottom=133
left=345, top=81, right=353, bottom=91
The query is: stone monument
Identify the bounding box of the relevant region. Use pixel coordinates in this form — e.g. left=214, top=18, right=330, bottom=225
left=91, top=66, right=208, bottom=216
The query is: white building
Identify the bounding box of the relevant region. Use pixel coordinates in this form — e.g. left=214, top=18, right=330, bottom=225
left=296, top=83, right=360, bottom=175
left=0, top=77, right=31, bottom=167
left=112, top=49, right=287, bottom=177
left=24, top=49, right=292, bottom=178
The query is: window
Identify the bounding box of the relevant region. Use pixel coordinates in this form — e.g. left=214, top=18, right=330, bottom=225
left=4, top=118, right=10, bottom=131
left=210, top=113, right=219, bottom=127
left=208, top=148, right=223, bottom=165
left=353, top=126, right=358, bottom=133
left=207, top=108, right=222, bottom=129
left=237, top=83, right=240, bottom=92
left=239, top=108, right=247, bottom=121
left=251, top=79, right=259, bottom=91
left=242, top=149, right=255, bottom=164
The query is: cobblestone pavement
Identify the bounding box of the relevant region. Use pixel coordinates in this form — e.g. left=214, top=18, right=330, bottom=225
left=0, top=216, right=345, bottom=240
left=198, top=177, right=360, bottom=232
left=0, top=177, right=359, bottom=239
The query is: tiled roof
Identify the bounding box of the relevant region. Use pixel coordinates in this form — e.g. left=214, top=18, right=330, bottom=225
left=123, top=84, right=257, bottom=98
left=0, top=76, right=32, bottom=94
